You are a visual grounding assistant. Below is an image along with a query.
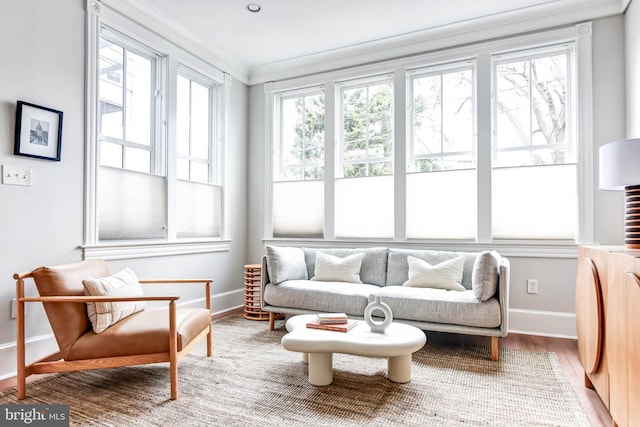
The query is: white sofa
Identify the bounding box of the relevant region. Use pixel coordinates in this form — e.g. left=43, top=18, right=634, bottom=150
left=260, top=246, right=510, bottom=361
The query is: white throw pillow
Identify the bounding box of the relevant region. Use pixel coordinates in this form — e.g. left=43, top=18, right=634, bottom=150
left=402, top=256, right=466, bottom=291
left=311, top=252, right=365, bottom=283
left=82, top=268, right=145, bottom=333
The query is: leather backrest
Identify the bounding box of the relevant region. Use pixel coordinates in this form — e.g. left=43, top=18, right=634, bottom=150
left=31, top=259, right=110, bottom=359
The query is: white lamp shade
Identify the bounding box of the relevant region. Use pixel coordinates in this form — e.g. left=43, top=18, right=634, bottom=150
left=599, top=138, right=640, bottom=190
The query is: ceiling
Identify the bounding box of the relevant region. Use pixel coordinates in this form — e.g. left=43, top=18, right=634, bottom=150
left=118, top=0, right=626, bottom=82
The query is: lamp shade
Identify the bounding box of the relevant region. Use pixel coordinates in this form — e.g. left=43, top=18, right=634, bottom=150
left=599, top=138, right=640, bottom=190
left=599, top=138, right=640, bottom=248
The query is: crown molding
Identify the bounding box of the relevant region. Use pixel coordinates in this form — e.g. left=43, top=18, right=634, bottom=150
left=99, top=0, right=251, bottom=83
left=248, top=1, right=622, bottom=85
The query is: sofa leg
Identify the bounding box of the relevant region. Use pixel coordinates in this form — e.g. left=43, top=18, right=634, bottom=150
left=269, top=312, right=275, bottom=331
left=490, top=336, right=499, bottom=361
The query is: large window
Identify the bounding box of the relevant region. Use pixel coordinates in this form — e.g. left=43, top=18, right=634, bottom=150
left=492, top=45, right=576, bottom=239
left=86, top=11, right=228, bottom=257
left=407, top=64, right=476, bottom=239
left=336, top=77, right=394, bottom=238
left=97, top=32, right=165, bottom=241
left=175, top=68, right=223, bottom=239
left=272, top=89, right=325, bottom=238
left=267, top=24, right=591, bottom=247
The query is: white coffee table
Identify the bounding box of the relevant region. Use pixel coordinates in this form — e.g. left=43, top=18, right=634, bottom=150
left=281, top=314, right=426, bottom=386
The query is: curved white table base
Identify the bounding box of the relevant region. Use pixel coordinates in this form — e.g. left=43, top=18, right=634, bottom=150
left=283, top=315, right=426, bottom=386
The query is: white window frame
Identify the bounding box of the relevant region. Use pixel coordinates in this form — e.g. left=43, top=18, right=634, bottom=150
left=176, top=65, right=220, bottom=184
left=336, top=74, right=395, bottom=178
left=264, top=23, right=593, bottom=256
left=407, top=61, right=476, bottom=172
left=274, top=86, right=326, bottom=182
left=84, top=0, right=230, bottom=260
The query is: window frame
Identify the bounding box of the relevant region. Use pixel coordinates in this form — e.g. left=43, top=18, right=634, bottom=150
left=407, top=61, right=476, bottom=173
left=337, top=75, right=395, bottom=178
left=84, top=3, right=230, bottom=260
left=176, top=65, right=220, bottom=184
left=274, top=87, right=326, bottom=182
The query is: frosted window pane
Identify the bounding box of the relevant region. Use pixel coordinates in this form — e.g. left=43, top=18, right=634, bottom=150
left=98, top=166, right=166, bottom=240
left=335, top=176, right=393, bottom=238
left=125, top=50, right=151, bottom=146
left=273, top=181, right=324, bottom=238
left=176, top=180, right=221, bottom=238
left=406, top=170, right=476, bottom=239
left=492, top=164, right=576, bottom=239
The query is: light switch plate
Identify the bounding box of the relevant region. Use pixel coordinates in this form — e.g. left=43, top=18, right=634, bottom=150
left=2, top=165, right=32, bottom=186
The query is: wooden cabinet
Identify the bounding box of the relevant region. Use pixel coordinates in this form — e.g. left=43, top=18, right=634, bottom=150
left=576, top=246, right=640, bottom=427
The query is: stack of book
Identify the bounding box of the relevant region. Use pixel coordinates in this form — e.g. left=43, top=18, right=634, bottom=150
left=306, top=313, right=357, bottom=332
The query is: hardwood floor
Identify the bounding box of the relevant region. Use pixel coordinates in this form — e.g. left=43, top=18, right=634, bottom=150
left=1, top=311, right=611, bottom=427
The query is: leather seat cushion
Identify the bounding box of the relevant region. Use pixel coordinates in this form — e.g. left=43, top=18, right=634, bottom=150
left=67, top=307, right=211, bottom=360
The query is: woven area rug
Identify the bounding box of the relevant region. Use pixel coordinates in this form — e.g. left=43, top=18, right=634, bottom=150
left=0, top=316, right=589, bottom=426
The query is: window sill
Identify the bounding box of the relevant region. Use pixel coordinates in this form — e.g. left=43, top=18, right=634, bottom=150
left=82, top=240, right=231, bottom=261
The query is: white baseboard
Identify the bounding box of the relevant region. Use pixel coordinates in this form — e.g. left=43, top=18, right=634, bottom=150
left=0, top=289, right=245, bottom=381
left=508, top=308, right=577, bottom=339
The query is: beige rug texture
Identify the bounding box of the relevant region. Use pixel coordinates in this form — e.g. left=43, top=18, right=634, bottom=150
left=0, top=315, right=589, bottom=426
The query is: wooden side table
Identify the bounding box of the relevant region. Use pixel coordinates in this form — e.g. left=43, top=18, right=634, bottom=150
left=244, top=264, right=268, bottom=320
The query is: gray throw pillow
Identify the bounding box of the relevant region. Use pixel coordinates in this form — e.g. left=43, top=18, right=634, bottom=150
left=472, top=251, right=501, bottom=301
left=265, top=246, right=308, bottom=284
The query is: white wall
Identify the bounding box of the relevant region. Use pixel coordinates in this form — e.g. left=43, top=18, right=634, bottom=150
left=0, top=0, right=249, bottom=379
left=626, top=0, right=640, bottom=138
left=246, top=15, right=627, bottom=338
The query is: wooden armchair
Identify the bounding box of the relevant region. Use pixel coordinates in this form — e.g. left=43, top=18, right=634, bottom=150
left=13, top=259, right=212, bottom=400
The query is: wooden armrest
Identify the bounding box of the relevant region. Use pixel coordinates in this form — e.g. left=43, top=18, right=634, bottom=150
left=139, top=279, right=212, bottom=285
left=20, top=295, right=180, bottom=303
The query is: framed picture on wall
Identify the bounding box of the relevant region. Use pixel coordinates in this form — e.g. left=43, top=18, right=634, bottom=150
left=14, top=101, right=63, bottom=161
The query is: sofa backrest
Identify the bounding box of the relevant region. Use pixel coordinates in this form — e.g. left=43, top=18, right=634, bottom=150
left=302, top=247, right=388, bottom=287
left=386, top=248, right=477, bottom=289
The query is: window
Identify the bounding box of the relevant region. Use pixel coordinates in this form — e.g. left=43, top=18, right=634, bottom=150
left=407, top=64, right=476, bottom=239
left=336, top=77, right=394, bottom=238
left=267, top=24, right=591, bottom=248
left=86, top=10, right=229, bottom=258
left=339, top=78, right=393, bottom=178
left=97, top=31, right=165, bottom=241
left=492, top=45, right=576, bottom=239
left=272, top=89, right=325, bottom=238
left=175, top=68, right=223, bottom=239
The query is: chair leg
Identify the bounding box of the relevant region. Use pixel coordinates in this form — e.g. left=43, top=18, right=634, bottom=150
left=490, top=336, right=499, bottom=361
left=169, top=301, right=178, bottom=400
left=16, top=278, right=26, bottom=400
left=206, top=326, right=213, bottom=357
left=269, top=312, right=275, bottom=331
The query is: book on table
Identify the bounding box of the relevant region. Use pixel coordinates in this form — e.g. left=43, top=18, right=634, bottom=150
left=316, top=312, right=348, bottom=324
left=306, top=319, right=358, bottom=333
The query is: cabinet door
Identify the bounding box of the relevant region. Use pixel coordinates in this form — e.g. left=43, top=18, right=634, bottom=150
left=628, top=262, right=640, bottom=427
left=608, top=253, right=632, bottom=427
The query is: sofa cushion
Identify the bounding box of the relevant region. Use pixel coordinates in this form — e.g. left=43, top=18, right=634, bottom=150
left=371, top=286, right=501, bottom=328
left=472, top=251, right=501, bottom=301
left=387, top=249, right=476, bottom=288
left=402, top=256, right=466, bottom=291
left=265, top=246, right=308, bottom=284
left=311, top=252, right=365, bottom=283
left=264, top=280, right=379, bottom=316
left=82, top=268, right=145, bottom=334
left=303, top=247, right=388, bottom=286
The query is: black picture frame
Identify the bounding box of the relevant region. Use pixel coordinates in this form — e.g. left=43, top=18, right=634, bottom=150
left=14, top=101, right=63, bottom=161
